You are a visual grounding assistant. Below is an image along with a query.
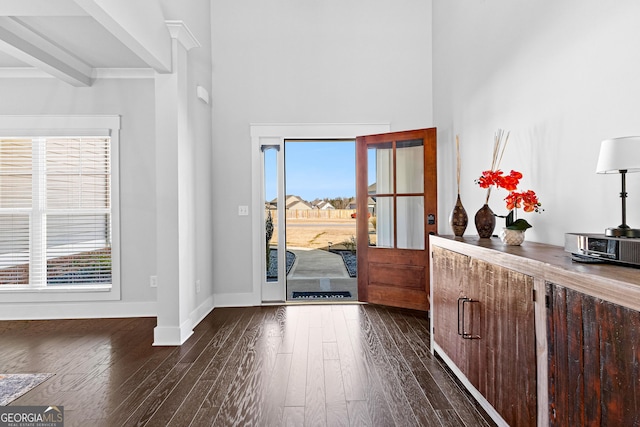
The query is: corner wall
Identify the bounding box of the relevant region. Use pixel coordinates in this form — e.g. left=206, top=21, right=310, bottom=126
left=433, top=0, right=640, bottom=246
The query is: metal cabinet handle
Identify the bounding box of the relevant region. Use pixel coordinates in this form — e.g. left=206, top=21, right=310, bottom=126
left=457, top=296, right=480, bottom=340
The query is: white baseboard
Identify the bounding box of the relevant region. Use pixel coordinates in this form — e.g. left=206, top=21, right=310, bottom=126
left=153, top=324, right=193, bottom=346
left=0, top=301, right=157, bottom=320
left=214, top=291, right=260, bottom=307
left=153, top=296, right=216, bottom=346
left=190, top=295, right=215, bottom=327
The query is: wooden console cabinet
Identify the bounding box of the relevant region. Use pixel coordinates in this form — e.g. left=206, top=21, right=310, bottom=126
left=430, top=235, right=640, bottom=427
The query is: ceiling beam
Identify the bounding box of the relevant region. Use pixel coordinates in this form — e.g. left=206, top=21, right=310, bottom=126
left=73, top=0, right=172, bottom=73
left=0, top=0, right=87, bottom=16
left=0, top=17, right=93, bottom=87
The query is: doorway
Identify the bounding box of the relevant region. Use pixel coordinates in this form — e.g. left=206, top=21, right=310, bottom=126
left=283, top=140, right=358, bottom=302
left=252, top=123, right=391, bottom=304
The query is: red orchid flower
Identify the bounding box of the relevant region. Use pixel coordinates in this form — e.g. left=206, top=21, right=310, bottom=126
left=504, top=190, right=542, bottom=213
left=477, top=169, right=542, bottom=219
left=476, top=169, right=503, bottom=188
left=476, top=170, right=522, bottom=191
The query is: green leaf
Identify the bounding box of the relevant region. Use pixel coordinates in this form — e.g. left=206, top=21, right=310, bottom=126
left=506, top=218, right=532, bottom=230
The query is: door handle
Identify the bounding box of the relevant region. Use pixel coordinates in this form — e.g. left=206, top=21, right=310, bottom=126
left=457, top=297, right=480, bottom=340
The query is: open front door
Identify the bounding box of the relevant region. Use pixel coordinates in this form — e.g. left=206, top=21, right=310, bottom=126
left=356, top=128, right=437, bottom=311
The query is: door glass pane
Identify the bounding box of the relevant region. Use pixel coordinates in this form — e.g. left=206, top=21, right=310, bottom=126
left=374, top=196, right=394, bottom=248
left=397, top=196, right=424, bottom=249
left=264, top=147, right=278, bottom=282
left=396, top=139, right=423, bottom=194
left=368, top=143, right=393, bottom=195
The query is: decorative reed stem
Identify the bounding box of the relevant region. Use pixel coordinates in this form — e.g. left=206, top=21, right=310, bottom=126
left=484, top=129, right=510, bottom=204
left=456, top=135, right=461, bottom=195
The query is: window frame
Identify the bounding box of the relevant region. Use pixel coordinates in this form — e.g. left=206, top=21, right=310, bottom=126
left=0, top=115, right=121, bottom=302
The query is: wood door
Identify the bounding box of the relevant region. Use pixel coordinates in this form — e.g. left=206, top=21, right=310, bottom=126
left=356, top=128, right=437, bottom=311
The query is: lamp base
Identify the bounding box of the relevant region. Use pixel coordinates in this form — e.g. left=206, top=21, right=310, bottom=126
left=605, top=227, right=640, bottom=238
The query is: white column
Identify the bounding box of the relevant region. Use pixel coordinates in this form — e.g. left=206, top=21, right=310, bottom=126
left=154, top=21, right=200, bottom=346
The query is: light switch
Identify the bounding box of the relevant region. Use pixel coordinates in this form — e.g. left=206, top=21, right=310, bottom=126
left=238, top=205, right=249, bottom=216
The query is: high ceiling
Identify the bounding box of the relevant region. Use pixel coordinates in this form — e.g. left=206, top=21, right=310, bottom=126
left=0, top=0, right=173, bottom=86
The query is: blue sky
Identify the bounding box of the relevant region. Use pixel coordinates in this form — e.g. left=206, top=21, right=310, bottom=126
left=265, top=141, right=356, bottom=202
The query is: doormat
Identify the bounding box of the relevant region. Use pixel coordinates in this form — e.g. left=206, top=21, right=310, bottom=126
left=0, top=373, right=54, bottom=406
left=292, top=291, right=352, bottom=299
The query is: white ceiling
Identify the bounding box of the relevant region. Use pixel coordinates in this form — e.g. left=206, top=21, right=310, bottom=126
left=0, top=1, right=172, bottom=86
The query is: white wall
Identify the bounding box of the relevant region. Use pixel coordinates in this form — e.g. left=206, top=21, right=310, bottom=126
left=211, top=0, right=434, bottom=297
left=433, top=0, right=640, bottom=246
left=0, top=77, right=158, bottom=316
left=0, top=1, right=214, bottom=323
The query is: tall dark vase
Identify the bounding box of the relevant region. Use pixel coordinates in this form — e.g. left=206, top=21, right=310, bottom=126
left=475, top=204, right=496, bottom=238
left=449, top=194, right=468, bottom=237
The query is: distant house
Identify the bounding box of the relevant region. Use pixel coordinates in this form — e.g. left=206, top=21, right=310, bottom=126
left=283, top=195, right=312, bottom=210
left=368, top=196, right=377, bottom=216
left=268, top=195, right=311, bottom=210
left=345, top=198, right=357, bottom=210
left=312, top=200, right=335, bottom=210
left=345, top=194, right=376, bottom=216
left=367, top=184, right=377, bottom=215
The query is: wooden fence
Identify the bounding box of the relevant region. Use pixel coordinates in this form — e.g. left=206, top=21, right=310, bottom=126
left=267, top=209, right=357, bottom=220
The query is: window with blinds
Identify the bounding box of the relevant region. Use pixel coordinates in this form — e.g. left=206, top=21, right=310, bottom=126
left=0, top=137, right=112, bottom=287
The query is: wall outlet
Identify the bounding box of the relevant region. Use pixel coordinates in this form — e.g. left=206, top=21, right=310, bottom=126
left=196, top=279, right=201, bottom=293
left=238, top=205, right=249, bottom=216
left=150, top=275, right=157, bottom=288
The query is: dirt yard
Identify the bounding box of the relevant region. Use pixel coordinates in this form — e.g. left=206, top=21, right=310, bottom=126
left=270, top=217, right=374, bottom=250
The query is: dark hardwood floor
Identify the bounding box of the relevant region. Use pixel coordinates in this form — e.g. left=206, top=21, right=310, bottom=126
left=2, top=304, right=493, bottom=426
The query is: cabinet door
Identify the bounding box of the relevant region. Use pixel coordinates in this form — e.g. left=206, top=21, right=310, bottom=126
left=432, top=247, right=537, bottom=427
left=547, top=283, right=640, bottom=426
left=432, top=246, right=478, bottom=383
left=478, top=260, right=536, bottom=427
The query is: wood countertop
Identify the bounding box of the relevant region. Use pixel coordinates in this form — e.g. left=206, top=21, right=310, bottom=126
left=429, top=235, right=640, bottom=312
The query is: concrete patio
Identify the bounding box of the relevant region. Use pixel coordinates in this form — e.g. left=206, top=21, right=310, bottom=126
left=286, top=247, right=357, bottom=301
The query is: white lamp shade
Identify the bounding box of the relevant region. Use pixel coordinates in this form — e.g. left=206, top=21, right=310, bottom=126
left=596, top=136, right=640, bottom=174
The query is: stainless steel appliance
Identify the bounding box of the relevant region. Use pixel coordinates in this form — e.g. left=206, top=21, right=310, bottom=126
left=565, top=233, right=640, bottom=267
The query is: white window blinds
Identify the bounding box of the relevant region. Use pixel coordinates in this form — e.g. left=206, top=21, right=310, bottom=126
left=0, top=137, right=112, bottom=287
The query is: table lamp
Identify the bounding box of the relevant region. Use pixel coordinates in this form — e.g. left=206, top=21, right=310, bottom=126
left=596, top=136, right=640, bottom=237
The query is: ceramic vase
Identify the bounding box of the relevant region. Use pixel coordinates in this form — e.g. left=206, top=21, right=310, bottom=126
left=449, top=194, right=468, bottom=237
left=499, top=227, right=526, bottom=245
left=474, top=204, right=496, bottom=238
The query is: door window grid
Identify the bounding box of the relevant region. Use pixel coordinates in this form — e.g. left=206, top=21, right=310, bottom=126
left=368, top=139, right=425, bottom=250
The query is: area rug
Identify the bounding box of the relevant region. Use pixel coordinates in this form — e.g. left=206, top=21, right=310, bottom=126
left=292, top=291, right=351, bottom=299
left=0, top=373, right=54, bottom=406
